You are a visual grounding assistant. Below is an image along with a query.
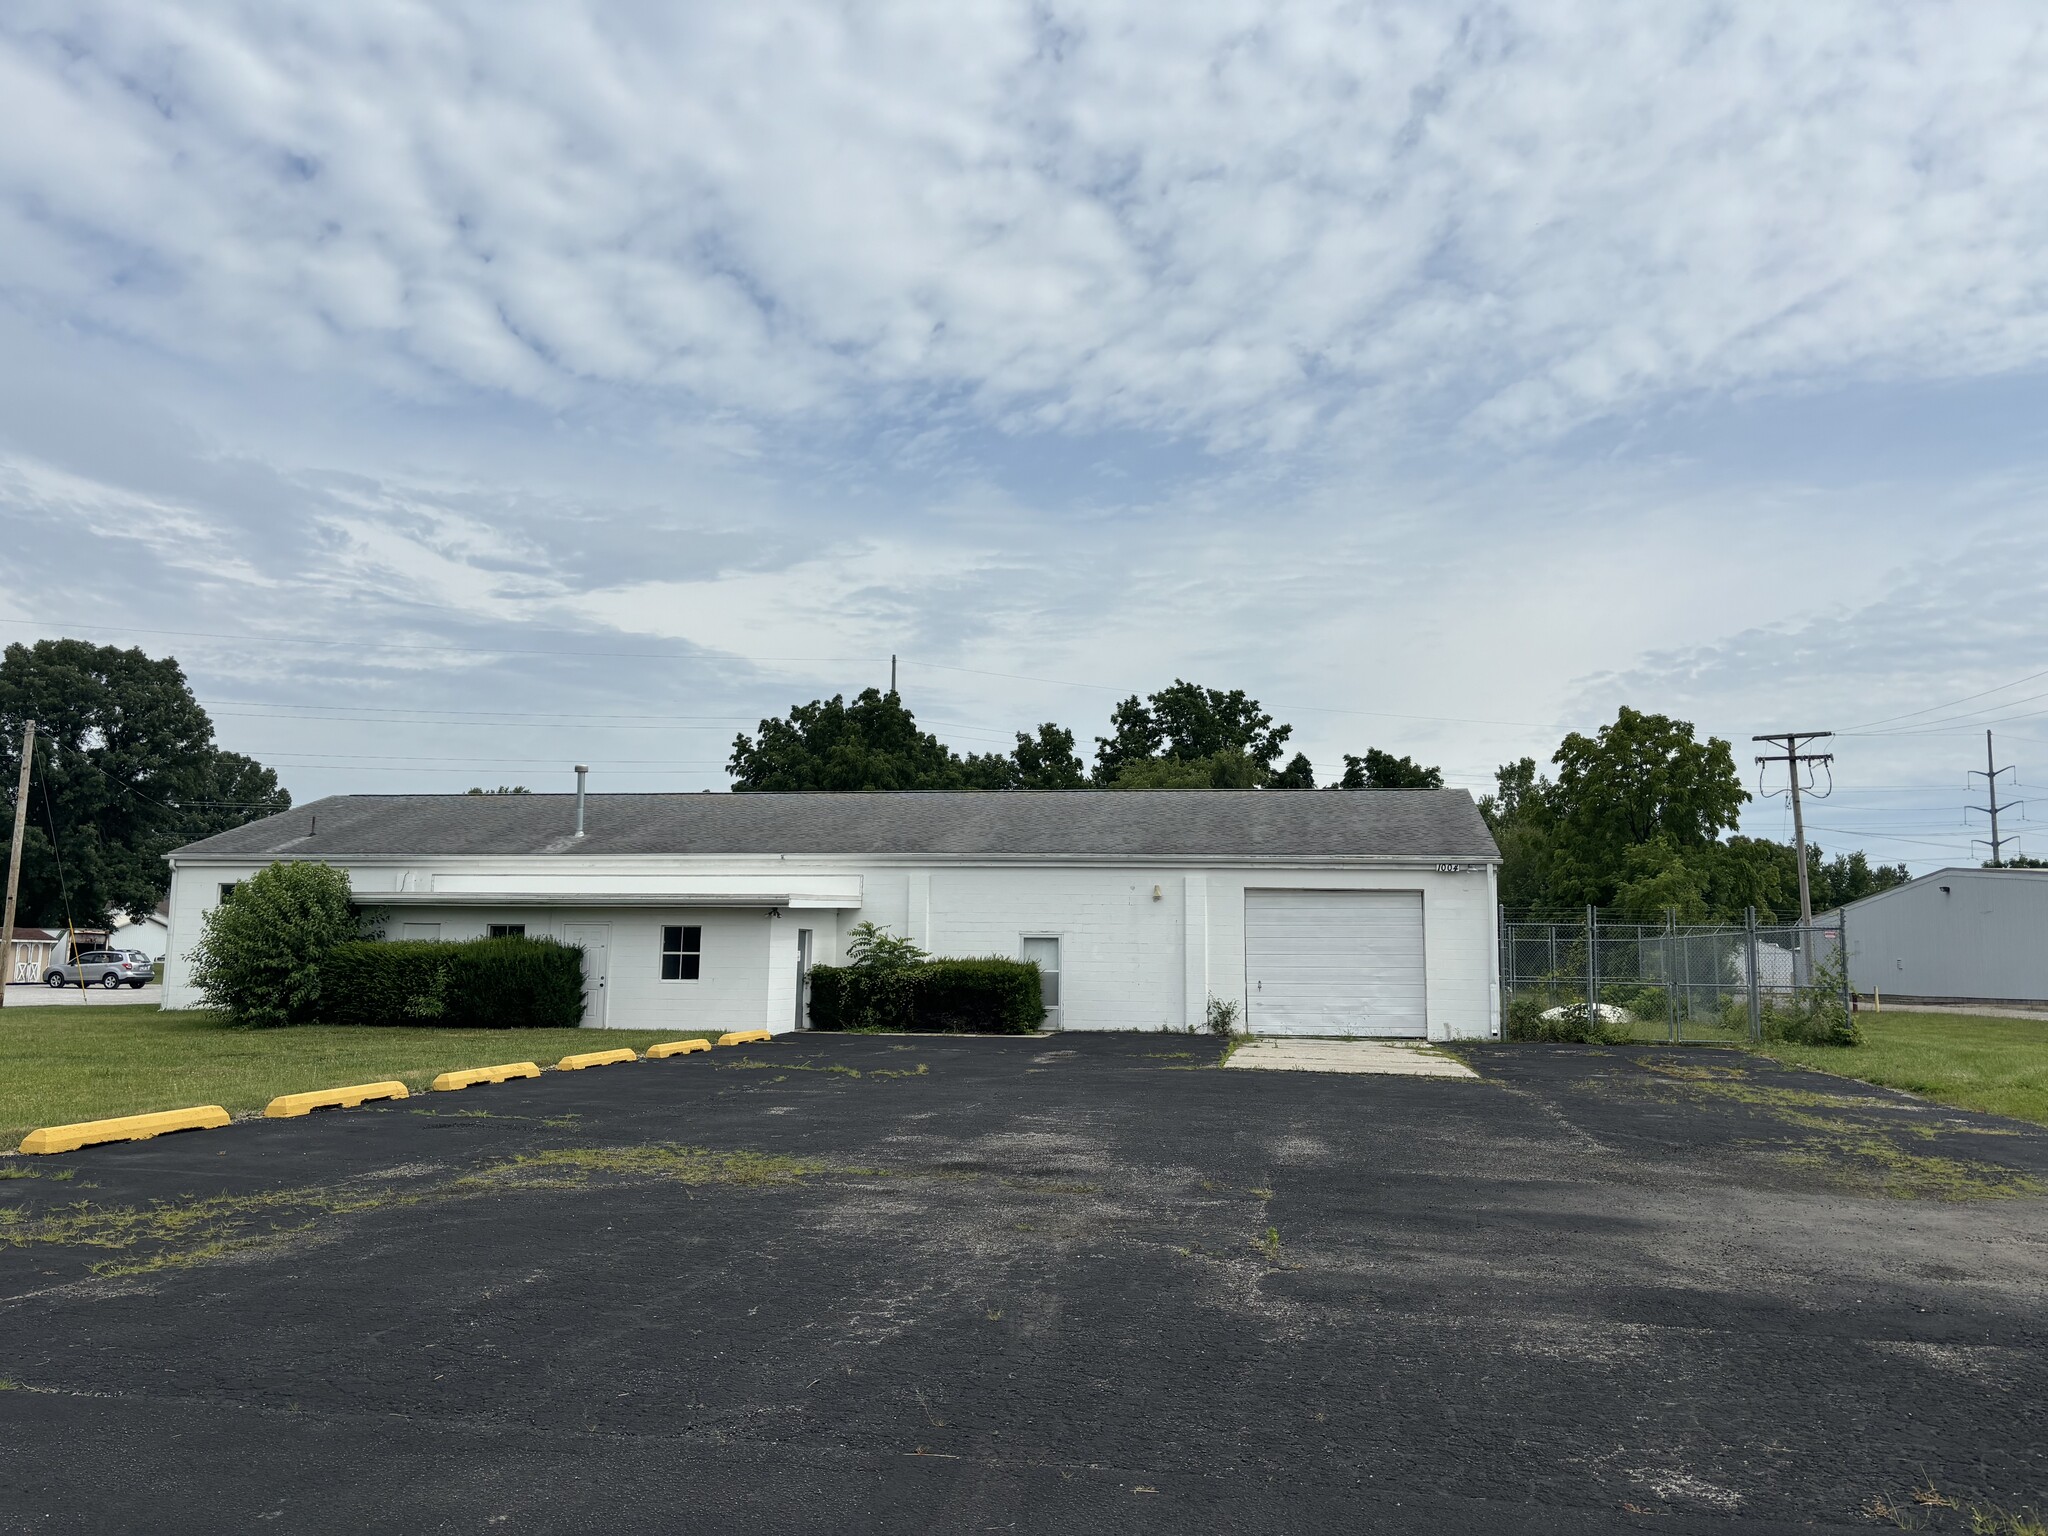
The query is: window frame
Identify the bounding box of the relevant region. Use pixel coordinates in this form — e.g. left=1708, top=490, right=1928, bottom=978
left=487, top=923, right=527, bottom=940
left=660, top=924, right=703, bottom=982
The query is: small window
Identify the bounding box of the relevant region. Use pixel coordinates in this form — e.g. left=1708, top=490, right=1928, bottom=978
left=661, top=925, right=702, bottom=981
left=488, top=924, right=526, bottom=939
left=218, top=882, right=239, bottom=903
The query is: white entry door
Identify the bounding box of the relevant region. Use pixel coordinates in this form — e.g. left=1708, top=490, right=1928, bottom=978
left=1243, top=890, right=1426, bottom=1037
left=562, top=922, right=611, bottom=1028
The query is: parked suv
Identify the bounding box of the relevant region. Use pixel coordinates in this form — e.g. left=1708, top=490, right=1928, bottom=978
left=44, top=950, right=155, bottom=989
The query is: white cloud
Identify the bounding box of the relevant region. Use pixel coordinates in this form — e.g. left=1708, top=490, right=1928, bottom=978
left=6, top=2, right=2048, bottom=446
left=1, top=1, right=2047, bottom=871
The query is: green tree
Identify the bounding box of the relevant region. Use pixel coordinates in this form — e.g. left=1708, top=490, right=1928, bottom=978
left=1814, top=849, right=1911, bottom=905
left=961, top=724, right=1089, bottom=790
left=465, top=785, right=531, bottom=795
left=188, top=860, right=361, bottom=1026
left=1546, top=707, right=1746, bottom=908
left=1480, top=757, right=1563, bottom=913
left=1337, top=749, right=1444, bottom=789
left=0, top=639, right=289, bottom=927
left=1484, top=711, right=1910, bottom=921
left=1270, top=752, right=1317, bottom=788
left=1092, top=681, right=1293, bottom=784
left=731, top=694, right=1087, bottom=792
left=729, top=689, right=970, bottom=790
left=1107, top=749, right=1267, bottom=789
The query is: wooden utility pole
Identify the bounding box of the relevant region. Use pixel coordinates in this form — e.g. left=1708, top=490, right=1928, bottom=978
left=1755, top=729, right=1833, bottom=985
left=2, top=720, right=35, bottom=1005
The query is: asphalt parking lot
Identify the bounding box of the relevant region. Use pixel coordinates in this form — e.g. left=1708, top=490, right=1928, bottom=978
left=1, top=1034, right=2044, bottom=1533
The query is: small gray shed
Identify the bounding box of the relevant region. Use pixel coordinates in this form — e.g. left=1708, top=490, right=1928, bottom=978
left=1831, top=867, right=2048, bottom=1006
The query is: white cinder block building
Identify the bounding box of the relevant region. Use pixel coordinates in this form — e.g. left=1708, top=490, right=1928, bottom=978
left=163, top=790, right=1503, bottom=1039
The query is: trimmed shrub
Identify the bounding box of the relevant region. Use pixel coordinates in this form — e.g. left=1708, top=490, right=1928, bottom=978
left=444, top=936, right=587, bottom=1028
left=315, top=935, right=584, bottom=1028
left=808, top=957, right=1043, bottom=1034
left=188, top=860, right=361, bottom=1027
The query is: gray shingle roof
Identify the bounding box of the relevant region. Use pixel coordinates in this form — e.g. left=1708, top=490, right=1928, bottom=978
left=171, top=789, right=1500, bottom=862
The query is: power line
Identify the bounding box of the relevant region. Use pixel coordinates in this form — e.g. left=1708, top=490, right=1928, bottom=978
left=1838, top=663, right=2048, bottom=733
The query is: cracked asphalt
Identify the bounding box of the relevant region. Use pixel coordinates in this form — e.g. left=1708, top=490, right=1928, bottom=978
left=1, top=1033, right=2044, bottom=1533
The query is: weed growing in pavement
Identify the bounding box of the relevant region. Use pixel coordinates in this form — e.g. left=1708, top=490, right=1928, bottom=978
left=1249, top=1187, right=1274, bottom=1200
left=0, top=1142, right=841, bottom=1279
left=1774, top=1134, right=2041, bottom=1201
left=1621, top=1058, right=2043, bottom=1201
left=718, top=1057, right=862, bottom=1078
left=1865, top=1479, right=2045, bottom=1534
left=1257, top=1226, right=1282, bottom=1262
left=869, top=1064, right=929, bottom=1080
left=458, top=1145, right=829, bottom=1191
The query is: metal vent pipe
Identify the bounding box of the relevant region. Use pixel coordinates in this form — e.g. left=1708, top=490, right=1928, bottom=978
left=574, top=765, right=588, bottom=837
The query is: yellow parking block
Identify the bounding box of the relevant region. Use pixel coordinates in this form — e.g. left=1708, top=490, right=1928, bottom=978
left=21, top=1105, right=231, bottom=1156
left=716, top=1030, right=773, bottom=1047
left=431, top=1062, right=543, bottom=1092
left=556, top=1047, right=637, bottom=1071
left=646, top=1040, right=711, bottom=1059
left=264, top=1081, right=409, bottom=1119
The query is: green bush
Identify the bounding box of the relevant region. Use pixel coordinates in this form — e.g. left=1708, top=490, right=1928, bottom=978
left=1504, top=992, right=1633, bottom=1044
left=1761, top=954, right=1861, bottom=1047
left=808, top=957, right=1043, bottom=1034
left=315, top=935, right=585, bottom=1028
left=188, top=861, right=362, bottom=1027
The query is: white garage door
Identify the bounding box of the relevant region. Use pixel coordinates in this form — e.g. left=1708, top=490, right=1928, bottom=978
left=1244, top=889, right=1426, bottom=1037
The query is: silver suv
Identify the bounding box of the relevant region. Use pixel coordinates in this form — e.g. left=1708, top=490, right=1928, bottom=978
left=45, top=950, right=155, bottom=989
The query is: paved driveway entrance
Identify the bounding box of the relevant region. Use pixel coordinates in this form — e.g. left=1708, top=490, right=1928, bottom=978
left=1, top=1035, right=2043, bottom=1531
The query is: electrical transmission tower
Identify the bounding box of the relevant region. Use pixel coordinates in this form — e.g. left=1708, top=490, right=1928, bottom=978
left=1968, top=729, right=2021, bottom=865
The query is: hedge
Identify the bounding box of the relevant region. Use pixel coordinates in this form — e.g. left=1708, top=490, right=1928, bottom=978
left=807, top=958, right=1043, bottom=1034
left=315, top=935, right=585, bottom=1029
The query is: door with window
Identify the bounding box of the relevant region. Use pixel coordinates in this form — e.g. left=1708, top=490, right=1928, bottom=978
left=1020, top=936, right=1061, bottom=1030
left=563, top=922, right=611, bottom=1027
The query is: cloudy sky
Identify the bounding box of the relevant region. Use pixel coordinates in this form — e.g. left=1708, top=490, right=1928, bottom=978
left=4, top=1, right=2047, bottom=870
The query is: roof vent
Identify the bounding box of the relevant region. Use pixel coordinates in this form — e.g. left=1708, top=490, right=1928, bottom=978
left=574, top=766, right=588, bottom=839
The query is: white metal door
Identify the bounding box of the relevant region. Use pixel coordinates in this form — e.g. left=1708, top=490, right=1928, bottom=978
left=1244, top=890, right=1426, bottom=1037
left=563, top=922, right=611, bottom=1028
left=1020, top=936, right=1061, bottom=1030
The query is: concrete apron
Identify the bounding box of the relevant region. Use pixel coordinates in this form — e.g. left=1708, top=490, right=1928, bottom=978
left=1226, top=1037, right=1479, bottom=1078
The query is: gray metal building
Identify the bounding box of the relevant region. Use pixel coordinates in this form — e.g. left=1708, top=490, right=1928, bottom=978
left=1830, top=867, right=2048, bottom=1005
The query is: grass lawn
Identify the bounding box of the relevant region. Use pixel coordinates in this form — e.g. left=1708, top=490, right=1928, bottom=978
left=0, top=1005, right=721, bottom=1148
left=1757, top=1008, right=2048, bottom=1128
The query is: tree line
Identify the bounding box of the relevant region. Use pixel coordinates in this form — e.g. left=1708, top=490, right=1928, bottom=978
left=731, top=686, right=1909, bottom=922
left=0, top=642, right=1912, bottom=934
left=0, top=639, right=290, bottom=930
left=726, top=680, right=1443, bottom=793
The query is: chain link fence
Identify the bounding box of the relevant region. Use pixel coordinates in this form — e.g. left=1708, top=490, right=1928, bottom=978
left=1499, top=909, right=1851, bottom=1044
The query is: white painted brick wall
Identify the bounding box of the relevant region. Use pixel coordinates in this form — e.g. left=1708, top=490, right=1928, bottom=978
left=162, top=855, right=1499, bottom=1038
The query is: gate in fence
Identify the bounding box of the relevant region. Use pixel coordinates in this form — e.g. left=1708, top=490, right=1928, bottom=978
left=1498, top=908, right=1850, bottom=1044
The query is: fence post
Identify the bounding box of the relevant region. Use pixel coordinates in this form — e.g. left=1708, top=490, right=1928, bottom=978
left=1664, top=909, right=1678, bottom=1044
left=1838, top=910, right=1853, bottom=1020
left=1497, top=904, right=1508, bottom=1039
left=1745, top=905, right=1762, bottom=1044
left=1586, top=904, right=1598, bottom=1029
